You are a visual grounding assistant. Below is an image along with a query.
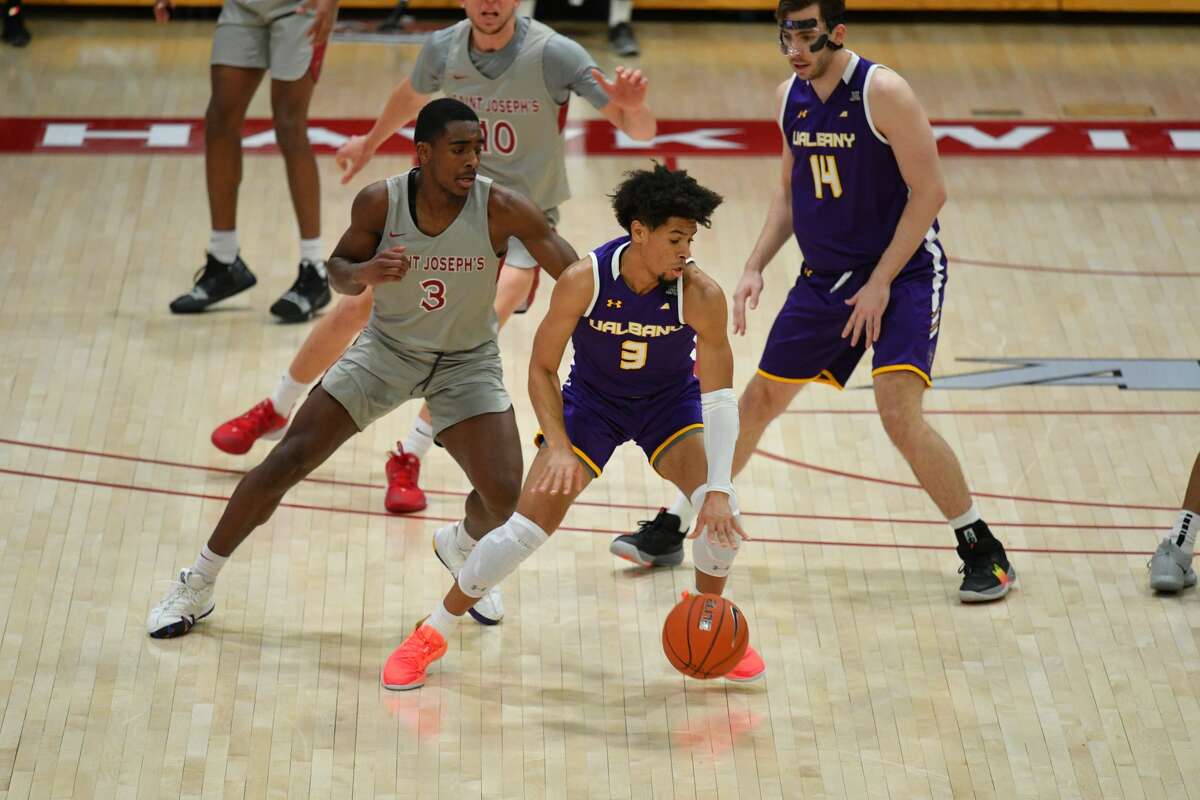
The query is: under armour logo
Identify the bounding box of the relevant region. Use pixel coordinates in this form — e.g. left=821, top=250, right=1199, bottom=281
left=839, top=111, right=849, bottom=118
left=607, top=299, right=622, bottom=308
left=659, top=303, right=670, bottom=310
left=798, top=109, right=808, bottom=118
left=803, top=268, right=814, bottom=278
left=850, top=91, right=861, bottom=102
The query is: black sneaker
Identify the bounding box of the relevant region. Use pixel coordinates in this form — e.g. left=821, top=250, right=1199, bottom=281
left=610, top=508, right=686, bottom=567
left=957, top=541, right=1016, bottom=603
left=3, top=8, right=31, bottom=47
left=169, top=253, right=257, bottom=314
left=270, top=259, right=330, bottom=323
left=608, top=22, right=639, bottom=57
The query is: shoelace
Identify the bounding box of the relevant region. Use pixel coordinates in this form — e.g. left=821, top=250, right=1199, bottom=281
left=159, top=574, right=205, bottom=614
left=389, top=449, right=418, bottom=485
left=240, top=400, right=278, bottom=433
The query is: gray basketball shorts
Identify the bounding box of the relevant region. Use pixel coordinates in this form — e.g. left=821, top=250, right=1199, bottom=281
left=321, top=329, right=511, bottom=437
left=503, top=207, right=560, bottom=270
left=211, top=0, right=329, bottom=82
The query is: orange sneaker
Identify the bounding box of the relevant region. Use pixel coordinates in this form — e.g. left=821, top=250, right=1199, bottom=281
left=725, top=644, right=765, bottom=683
left=384, top=444, right=427, bottom=513
left=381, top=624, right=447, bottom=691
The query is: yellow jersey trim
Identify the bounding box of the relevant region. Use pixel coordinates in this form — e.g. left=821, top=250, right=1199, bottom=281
left=648, top=423, right=705, bottom=467
left=534, top=431, right=602, bottom=478
left=870, top=364, right=933, bottom=387
left=756, top=367, right=845, bottom=391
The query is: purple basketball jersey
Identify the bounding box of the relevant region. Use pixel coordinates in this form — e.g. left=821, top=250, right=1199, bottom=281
left=781, top=52, right=941, bottom=273
left=568, top=236, right=697, bottom=398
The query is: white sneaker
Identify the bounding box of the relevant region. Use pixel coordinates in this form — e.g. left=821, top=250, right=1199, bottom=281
left=432, top=522, right=505, bottom=625
left=147, top=568, right=216, bottom=638
left=1149, top=537, right=1197, bottom=593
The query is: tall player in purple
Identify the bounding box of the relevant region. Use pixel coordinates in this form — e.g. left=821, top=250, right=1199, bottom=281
left=380, top=165, right=766, bottom=690
left=614, top=0, right=1016, bottom=603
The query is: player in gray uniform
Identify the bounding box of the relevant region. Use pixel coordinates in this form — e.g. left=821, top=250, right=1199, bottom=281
left=147, top=99, right=579, bottom=640
left=156, top=0, right=338, bottom=322
left=208, top=0, right=655, bottom=515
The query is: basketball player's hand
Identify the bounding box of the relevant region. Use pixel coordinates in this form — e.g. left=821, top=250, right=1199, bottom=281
left=842, top=277, right=890, bottom=348
left=591, top=67, right=648, bottom=110
left=533, top=446, right=587, bottom=496
left=153, top=0, right=173, bottom=23
left=690, top=492, right=748, bottom=548
left=299, top=0, right=336, bottom=45
left=731, top=271, right=763, bottom=335
left=336, top=135, right=373, bottom=185
left=357, top=247, right=411, bottom=286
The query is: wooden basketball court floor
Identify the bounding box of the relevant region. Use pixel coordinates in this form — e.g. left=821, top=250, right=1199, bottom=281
left=2, top=13, right=1199, bottom=799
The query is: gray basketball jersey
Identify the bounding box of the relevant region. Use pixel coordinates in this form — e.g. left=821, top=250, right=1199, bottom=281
left=441, top=19, right=571, bottom=212
left=368, top=171, right=501, bottom=353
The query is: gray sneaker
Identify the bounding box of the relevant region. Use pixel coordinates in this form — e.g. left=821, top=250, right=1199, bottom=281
left=1149, top=537, right=1196, bottom=593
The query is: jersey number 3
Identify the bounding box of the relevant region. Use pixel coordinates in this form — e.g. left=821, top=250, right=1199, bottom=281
left=809, top=154, right=843, bottom=199
left=619, top=341, right=647, bottom=370
left=419, top=279, right=446, bottom=312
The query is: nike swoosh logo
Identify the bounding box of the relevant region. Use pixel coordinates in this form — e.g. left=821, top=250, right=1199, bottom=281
left=388, top=231, right=406, bottom=238
left=451, top=74, right=468, bottom=80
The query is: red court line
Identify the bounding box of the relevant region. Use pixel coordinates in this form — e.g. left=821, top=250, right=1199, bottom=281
left=0, top=467, right=1153, bottom=557
left=783, top=409, right=1200, bottom=417
left=0, top=437, right=1165, bottom=527
left=754, top=449, right=1175, bottom=512
left=952, top=256, right=1198, bottom=279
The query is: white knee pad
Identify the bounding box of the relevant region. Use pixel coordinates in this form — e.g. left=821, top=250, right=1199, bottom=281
left=457, top=513, right=548, bottom=599
left=692, top=530, right=740, bottom=579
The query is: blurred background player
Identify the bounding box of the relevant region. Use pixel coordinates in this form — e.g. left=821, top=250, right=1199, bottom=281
left=157, top=0, right=338, bottom=322
left=147, top=99, right=579, bottom=639
left=3, top=0, right=30, bottom=46
left=517, top=0, right=639, bottom=56
left=380, top=165, right=764, bottom=690
left=612, top=0, right=1018, bottom=604
left=1149, top=451, right=1200, bottom=593
left=210, top=0, right=655, bottom=516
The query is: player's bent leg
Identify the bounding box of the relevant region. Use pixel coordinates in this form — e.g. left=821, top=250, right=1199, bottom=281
left=149, top=387, right=358, bottom=638
left=613, top=432, right=706, bottom=568
left=735, top=373, right=805, bottom=477
left=435, top=407, right=524, bottom=624
left=873, top=371, right=1015, bottom=603
left=211, top=290, right=372, bottom=454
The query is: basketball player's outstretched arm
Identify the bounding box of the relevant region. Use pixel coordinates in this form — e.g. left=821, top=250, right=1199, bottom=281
left=841, top=70, right=947, bottom=347
left=527, top=262, right=593, bottom=495
left=683, top=265, right=748, bottom=547
left=335, top=79, right=433, bottom=184
left=326, top=181, right=412, bottom=296
left=733, top=79, right=798, bottom=336
left=489, top=185, right=580, bottom=280
left=592, top=67, right=657, bottom=141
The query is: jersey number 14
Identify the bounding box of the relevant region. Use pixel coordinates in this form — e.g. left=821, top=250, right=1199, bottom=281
left=809, top=154, right=843, bottom=199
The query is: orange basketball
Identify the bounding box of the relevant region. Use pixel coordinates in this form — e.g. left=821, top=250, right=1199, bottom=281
left=661, top=593, right=749, bottom=679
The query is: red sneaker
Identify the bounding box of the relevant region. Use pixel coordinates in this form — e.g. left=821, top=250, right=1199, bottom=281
left=381, top=624, right=447, bottom=691
left=726, top=644, right=765, bottom=683
left=385, top=445, right=427, bottom=513
left=211, top=398, right=287, bottom=455
left=513, top=266, right=540, bottom=314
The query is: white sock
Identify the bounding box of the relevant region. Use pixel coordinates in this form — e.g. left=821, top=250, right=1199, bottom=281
left=948, top=504, right=982, bottom=532
left=1173, top=510, right=1198, bottom=555
left=299, top=237, right=324, bottom=264
left=269, top=371, right=309, bottom=417
left=191, top=544, right=228, bottom=584
left=668, top=492, right=695, bottom=530
left=401, top=417, right=435, bottom=459
left=208, top=230, right=238, bottom=264
left=609, top=0, right=632, bottom=25
left=424, top=601, right=461, bottom=639
left=454, top=520, right=477, bottom=554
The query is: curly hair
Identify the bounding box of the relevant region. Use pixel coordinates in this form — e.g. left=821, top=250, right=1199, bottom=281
left=610, top=163, right=724, bottom=233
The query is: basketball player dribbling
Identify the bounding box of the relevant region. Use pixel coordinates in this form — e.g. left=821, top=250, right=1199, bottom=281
left=208, top=0, right=656, bottom=520
left=613, top=0, right=1018, bottom=604
left=379, top=165, right=766, bottom=691
left=156, top=0, right=339, bottom=322
left=146, top=99, right=578, bottom=639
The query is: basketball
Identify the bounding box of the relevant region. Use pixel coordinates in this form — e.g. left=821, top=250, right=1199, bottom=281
left=662, top=593, right=749, bottom=679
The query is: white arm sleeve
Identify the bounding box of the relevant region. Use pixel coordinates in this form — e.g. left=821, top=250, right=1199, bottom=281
left=701, top=388, right=738, bottom=496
